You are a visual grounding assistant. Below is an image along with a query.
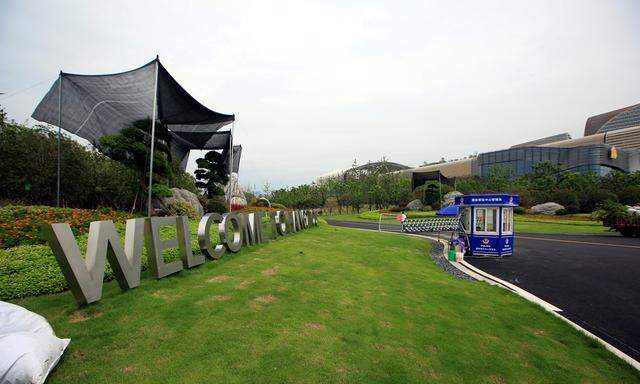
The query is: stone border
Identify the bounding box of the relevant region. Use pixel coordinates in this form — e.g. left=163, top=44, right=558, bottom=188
left=426, top=239, right=476, bottom=282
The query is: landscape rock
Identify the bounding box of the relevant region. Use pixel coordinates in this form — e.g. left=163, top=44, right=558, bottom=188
left=531, top=202, right=565, bottom=215
left=442, top=191, right=463, bottom=207
left=405, top=199, right=424, bottom=211
left=154, top=188, right=204, bottom=217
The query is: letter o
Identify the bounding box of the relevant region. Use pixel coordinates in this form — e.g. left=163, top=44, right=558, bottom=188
left=220, top=212, right=242, bottom=252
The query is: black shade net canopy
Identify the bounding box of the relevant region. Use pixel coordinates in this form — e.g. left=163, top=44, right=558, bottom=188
left=31, top=58, right=236, bottom=170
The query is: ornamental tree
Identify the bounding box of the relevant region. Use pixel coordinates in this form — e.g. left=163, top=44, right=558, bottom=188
left=98, top=118, right=174, bottom=211
left=194, top=150, right=229, bottom=198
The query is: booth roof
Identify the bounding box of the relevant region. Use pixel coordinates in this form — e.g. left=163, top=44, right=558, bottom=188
left=31, top=58, right=234, bottom=148
left=436, top=205, right=459, bottom=216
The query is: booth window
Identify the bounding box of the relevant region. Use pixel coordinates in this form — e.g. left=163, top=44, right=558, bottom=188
left=474, top=207, right=499, bottom=234
left=475, top=208, right=485, bottom=232
left=461, top=207, right=471, bottom=231
left=502, top=207, right=513, bottom=234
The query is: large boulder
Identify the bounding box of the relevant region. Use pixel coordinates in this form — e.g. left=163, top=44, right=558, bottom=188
left=531, top=202, right=564, bottom=215
left=405, top=199, right=424, bottom=211
left=154, top=188, right=204, bottom=217
left=442, top=191, right=463, bottom=207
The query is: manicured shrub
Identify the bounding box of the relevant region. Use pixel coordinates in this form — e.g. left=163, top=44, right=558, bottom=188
left=555, top=208, right=568, bottom=216
left=166, top=201, right=198, bottom=219
left=513, top=206, right=525, bottom=215
left=205, top=199, right=227, bottom=214
left=152, top=184, right=173, bottom=198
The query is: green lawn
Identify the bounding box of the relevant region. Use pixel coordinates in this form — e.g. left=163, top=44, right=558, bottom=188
left=514, top=216, right=610, bottom=235
left=12, top=224, right=638, bottom=383
left=322, top=210, right=612, bottom=235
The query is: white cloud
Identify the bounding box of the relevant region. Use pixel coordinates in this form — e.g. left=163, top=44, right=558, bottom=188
left=1, top=0, right=639, bottom=190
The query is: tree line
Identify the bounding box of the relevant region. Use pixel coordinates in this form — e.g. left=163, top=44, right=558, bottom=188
left=268, top=161, right=640, bottom=214
left=268, top=162, right=412, bottom=213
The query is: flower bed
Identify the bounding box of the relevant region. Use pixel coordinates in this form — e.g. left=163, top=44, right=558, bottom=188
left=0, top=205, right=133, bottom=248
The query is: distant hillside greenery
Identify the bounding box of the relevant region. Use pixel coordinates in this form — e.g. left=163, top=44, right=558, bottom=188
left=0, top=112, right=197, bottom=211
left=269, top=161, right=640, bottom=214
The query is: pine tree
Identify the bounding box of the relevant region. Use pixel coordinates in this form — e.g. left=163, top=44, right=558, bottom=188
left=194, top=150, right=229, bottom=198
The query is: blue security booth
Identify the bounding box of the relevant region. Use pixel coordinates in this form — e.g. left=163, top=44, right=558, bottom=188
left=454, top=194, right=519, bottom=257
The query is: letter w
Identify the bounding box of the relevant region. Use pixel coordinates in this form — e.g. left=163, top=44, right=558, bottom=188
left=44, top=219, right=145, bottom=306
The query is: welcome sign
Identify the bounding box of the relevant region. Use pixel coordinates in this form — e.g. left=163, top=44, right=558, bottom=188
left=44, top=210, right=318, bottom=306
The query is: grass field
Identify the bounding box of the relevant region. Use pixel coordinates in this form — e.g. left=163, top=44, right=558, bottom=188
left=322, top=210, right=612, bottom=235
left=12, top=224, right=638, bottom=383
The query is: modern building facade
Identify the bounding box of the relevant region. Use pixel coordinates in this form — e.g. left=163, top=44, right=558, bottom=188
left=406, top=103, right=640, bottom=188
left=477, top=145, right=631, bottom=177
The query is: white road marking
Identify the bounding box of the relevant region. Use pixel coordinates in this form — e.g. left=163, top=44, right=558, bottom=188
left=519, top=236, right=640, bottom=250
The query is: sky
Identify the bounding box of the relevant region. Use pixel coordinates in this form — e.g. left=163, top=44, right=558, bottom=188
left=1, top=0, right=639, bottom=191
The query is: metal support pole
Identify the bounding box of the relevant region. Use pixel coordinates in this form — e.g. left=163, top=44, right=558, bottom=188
left=438, top=172, right=442, bottom=206
left=147, top=59, right=159, bottom=217
left=56, top=73, right=62, bottom=207
left=228, top=122, right=234, bottom=211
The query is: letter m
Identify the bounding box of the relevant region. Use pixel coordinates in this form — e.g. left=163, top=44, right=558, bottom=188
left=44, top=219, right=145, bottom=306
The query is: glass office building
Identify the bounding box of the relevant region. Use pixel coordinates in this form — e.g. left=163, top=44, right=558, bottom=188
left=477, top=144, right=631, bottom=177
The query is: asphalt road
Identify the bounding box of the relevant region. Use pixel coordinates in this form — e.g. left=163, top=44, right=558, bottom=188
left=325, top=219, right=640, bottom=363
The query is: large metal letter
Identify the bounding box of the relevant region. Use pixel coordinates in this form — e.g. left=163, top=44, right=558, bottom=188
left=145, top=217, right=184, bottom=279
left=240, top=213, right=256, bottom=246
left=177, top=216, right=203, bottom=268
left=268, top=211, right=279, bottom=239
left=44, top=219, right=145, bottom=306
left=293, top=210, right=302, bottom=232
left=253, top=211, right=265, bottom=244
left=275, top=211, right=288, bottom=236
left=198, top=213, right=226, bottom=259
left=219, top=212, right=242, bottom=252
left=288, top=211, right=296, bottom=233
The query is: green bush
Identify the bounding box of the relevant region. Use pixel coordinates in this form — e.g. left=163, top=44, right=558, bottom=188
left=205, top=199, right=227, bottom=214
left=166, top=201, right=198, bottom=219
left=593, top=200, right=629, bottom=227
left=0, top=123, right=140, bottom=210
left=551, top=189, right=580, bottom=214
left=513, top=206, right=525, bottom=214
left=171, top=169, right=199, bottom=194
left=617, top=185, right=640, bottom=206
left=152, top=184, right=173, bottom=198
left=271, top=203, right=287, bottom=209
left=1, top=121, right=201, bottom=212
left=555, top=208, right=568, bottom=216
left=582, top=189, right=618, bottom=213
